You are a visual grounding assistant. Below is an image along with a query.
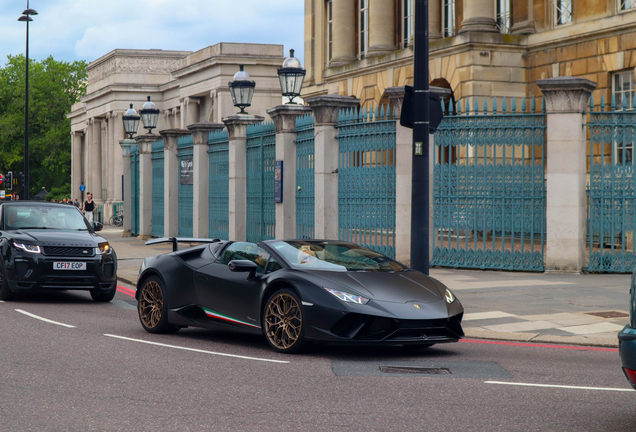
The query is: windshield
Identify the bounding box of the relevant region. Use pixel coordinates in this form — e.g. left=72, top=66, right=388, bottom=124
left=270, top=241, right=407, bottom=272
left=3, top=205, right=90, bottom=231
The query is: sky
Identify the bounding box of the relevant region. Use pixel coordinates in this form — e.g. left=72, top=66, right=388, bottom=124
left=0, top=0, right=305, bottom=65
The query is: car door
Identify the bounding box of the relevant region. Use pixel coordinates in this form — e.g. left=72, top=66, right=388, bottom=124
left=194, top=242, right=270, bottom=330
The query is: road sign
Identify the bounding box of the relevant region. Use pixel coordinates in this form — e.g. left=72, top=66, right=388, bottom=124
left=0, top=191, right=4, bottom=199
left=0, top=174, right=4, bottom=186
left=80, top=184, right=86, bottom=192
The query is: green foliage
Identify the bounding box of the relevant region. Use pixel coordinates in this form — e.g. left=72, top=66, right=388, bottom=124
left=0, top=55, right=87, bottom=197
left=44, top=184, right=71, bottom=202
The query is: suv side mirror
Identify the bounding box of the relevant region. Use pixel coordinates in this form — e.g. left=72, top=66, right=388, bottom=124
left=228, top=259, right=257, bottom=279
left=92, top=221, right=103, bottom=232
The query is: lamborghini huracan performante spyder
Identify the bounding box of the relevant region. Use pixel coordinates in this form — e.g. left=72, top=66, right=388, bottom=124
left=136, top=239, right=464, bottom=353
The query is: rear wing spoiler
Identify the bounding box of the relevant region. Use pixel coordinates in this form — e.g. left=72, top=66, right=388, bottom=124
left=145, top=237, right=222, bottom=252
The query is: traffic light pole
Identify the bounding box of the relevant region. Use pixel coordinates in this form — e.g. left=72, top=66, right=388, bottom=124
left=410, top=0, right=430, bottom=274
left=23, top=5, right=30, bottom=200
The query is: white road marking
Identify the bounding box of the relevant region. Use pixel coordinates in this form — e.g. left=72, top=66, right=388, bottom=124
left=15, top=309, right=76, bottom=328
left=485, top=381, right=634, bottom=392
left=104, top=334, right=290, bottom=364
left=463, top=311, right=516, bottom=321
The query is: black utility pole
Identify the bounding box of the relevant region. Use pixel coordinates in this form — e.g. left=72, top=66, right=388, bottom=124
left=410, top=0, right=430, bottom=274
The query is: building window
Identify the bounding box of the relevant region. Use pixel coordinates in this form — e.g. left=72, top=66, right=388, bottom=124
left=613, top=71, right=635, bottom=164
left=619, top=0, right=636, bottom=11
left=496, top=0, right=511, bottom=33
left=553, top=0, right=573, bottom=26
left=403, top=0, right=414, bottom=47
left=442, top=0, right=456, bottom=37
left=359, top=0, right=369, bottom=57
left=327, top=0, right=333, bottom=61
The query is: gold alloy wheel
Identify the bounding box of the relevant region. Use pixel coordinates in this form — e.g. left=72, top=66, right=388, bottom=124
left=138, top=280, right=163, bottom=329
left=265, top=293, right=302, bottom=350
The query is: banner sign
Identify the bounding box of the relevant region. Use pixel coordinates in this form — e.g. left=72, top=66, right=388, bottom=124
left=180, top=158, right=194, bottom=185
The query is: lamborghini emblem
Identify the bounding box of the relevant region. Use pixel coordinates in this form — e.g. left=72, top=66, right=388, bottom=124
left=414, top=304, right=421, bottom=309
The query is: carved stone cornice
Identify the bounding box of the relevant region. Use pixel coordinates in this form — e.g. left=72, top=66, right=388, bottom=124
left=187, top=122, right=224, bottom=145
left=267, top=104, right=313, bottom=134
left=306, top=95, right=360, bottom=126
left=88, top=56, right=184, bottom=84
left=135, top=133, right=161, bottom=154
left=222, top=115, right=265, bottom=140
left=537, top=77, right=597, bottom=114
left=159, top=128, right=190, bottom=151
left=119, top=139, right=136, bottom=157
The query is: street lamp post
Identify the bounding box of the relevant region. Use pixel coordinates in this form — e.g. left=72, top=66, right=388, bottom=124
left=122, top=104, right=141, bottom=139
left=139, top=96, right=160, bottom=134
left=277, top=49, right=306, bottom=104
left=228, top=65, right=256, bottom=114
left=18, top=2, right=37, bottom=200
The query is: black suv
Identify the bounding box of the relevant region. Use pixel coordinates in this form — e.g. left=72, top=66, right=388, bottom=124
left=0, top=201, right=117, bottom=302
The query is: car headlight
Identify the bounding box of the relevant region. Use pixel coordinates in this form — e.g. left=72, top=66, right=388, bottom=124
left=96, top=242, right=112, bottom=255
left=444, top=288, right=456, bottom=304
left=13, top=242, right=41, bottom=253
left=324, top=287, right=370, bottom=305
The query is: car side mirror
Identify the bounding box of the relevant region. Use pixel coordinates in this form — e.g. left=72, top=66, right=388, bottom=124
left=228, top=260, right=257, bottom=279
left=92, top=221, right=103, bottom=232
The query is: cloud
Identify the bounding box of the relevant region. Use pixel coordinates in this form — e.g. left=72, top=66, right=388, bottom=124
left=0, top=0, right=304, bottom=65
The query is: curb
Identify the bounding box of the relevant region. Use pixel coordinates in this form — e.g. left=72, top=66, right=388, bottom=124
left=117, top=277, right=137, bottom=288
left=464, top=328, right=619, bottom=348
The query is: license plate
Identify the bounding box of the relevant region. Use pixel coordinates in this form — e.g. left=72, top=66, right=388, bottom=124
left=53, top=262, right=87, bottom=271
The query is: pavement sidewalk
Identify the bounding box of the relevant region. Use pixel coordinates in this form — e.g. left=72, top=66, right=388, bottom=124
left=102, top=226, right=629, bottom=348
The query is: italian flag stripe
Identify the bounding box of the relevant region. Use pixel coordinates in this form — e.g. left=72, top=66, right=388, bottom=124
left=203, top=307, right=261, bottom=329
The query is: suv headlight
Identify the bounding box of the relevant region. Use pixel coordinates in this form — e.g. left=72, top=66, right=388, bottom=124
left=13, top=242, right=41, bottom=253
left=96, top=242, right=112, bottom=255
left=444, top=288, right=456, bottom=304
left=324, top=287, right=370, bottom=305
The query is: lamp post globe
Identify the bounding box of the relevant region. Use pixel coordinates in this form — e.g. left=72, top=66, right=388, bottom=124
left=122, top=104, right=141, bottom=139
left=228, top=65, right=256, bottom=114
left=139, top=96, right=160, bottom=134
left=278, top=49, right=306, bottom=104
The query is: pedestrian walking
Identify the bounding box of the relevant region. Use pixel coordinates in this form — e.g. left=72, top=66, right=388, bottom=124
left=73, top=198, right=80, bottom=208
left=83, top=192, right=95, bottom=223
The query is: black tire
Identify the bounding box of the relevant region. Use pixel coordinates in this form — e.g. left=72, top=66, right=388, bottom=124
left=263, top=289, right=306, bottom=354
left=108, top=215, right=116, bottom=227
left=0, top=265, right=14, bottom=301
left=137, top=276, right=179, bottom=334
left=90, top=285, right=116, bottom=302
left=115, top=216, right=123, bottom=227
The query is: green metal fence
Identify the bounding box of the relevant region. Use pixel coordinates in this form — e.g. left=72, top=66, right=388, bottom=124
left=587, top=94, right=636, bottom=272
left=295, top=114, right=315, bottom=239
left=151, top=139, right=165, bottom=237
left=208, top=129, right=229, bottom=240
left=178, top=135, right=194, bottom=237
left=432, top=97, right=546, bottom=271
left=246, top=122, right=276, bottom=243
left=337, top=106, right=396, bottom=258
left=130, top=144, right=140, bottom=236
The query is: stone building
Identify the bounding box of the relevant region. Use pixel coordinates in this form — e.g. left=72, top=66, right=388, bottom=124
left=302, top=0, right=636, bottom=108
left=67, top=43, right=285, bottom=218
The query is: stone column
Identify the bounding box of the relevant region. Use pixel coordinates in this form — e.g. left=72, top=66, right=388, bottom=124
left=368, top=0, right=395, bottom=56
left=187, top=122, right=225, bottom=238
left=306, top=95, right=360, bottom=239
left=331, top=0, right=357, bottom=65
left=510, top=0, right=536, bottom=35
left=135, top=134, right=161, bottom=240
left=92, top=118, right=103, bottom=202
left=537, top=77, right=596, bottom=273
left=459, top=0, right=498, bottom=33
left=222, top=115, right=265, bottom=242
left=267, top=104, right=313, bottom=239
left=159, top=129, right=190, bottom=237
left=105, top=114, right=114, bottom=215
left=429, top=0, right=442, bottom=40
left=184, top=97, right=201, bottom=128
left=112, top=112, right=124, bottom=202
left=71, top=131, right=84, bottom=204
left=119, top=139, right=135, bottom=237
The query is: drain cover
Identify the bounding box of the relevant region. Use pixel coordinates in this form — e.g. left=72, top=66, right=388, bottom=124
left=379, top=366, right=451, bottom=375
left=585, top=311, right=629, bottom=319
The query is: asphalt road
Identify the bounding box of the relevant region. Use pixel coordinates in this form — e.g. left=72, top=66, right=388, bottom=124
left=1, top=286, right=635, bottom=432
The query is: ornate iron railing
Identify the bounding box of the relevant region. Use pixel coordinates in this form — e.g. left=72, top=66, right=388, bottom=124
left=130, top=144, right=140, bottom=236
left=432, top=97, right=546, bottom=271
left=587, top=94, right=636, bottom=272
left=177, top=134, right=194, bottom=237
left=151, top=139, right=164, bottom=238
left=246, top=122, right=276, bottom=243
left=337, top=105, right=396, bottom=258
left=208, top=129, right=230, bottom=240
left=295, top=114, right=315, bottom=239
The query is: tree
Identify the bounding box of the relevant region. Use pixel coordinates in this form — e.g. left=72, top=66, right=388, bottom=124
left=0, top=55, right=87, bottom=197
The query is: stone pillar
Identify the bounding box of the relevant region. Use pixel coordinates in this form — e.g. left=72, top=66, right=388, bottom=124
left=159, top=129, right=190, bottom=237
left=112, top=112, right=124, bottom=202
left=222, top=115, right=265, bottom=242
left=119, top=139, right=135, bottom=237
left=267, top=104, right=313, bottom=239
left=71, top=131, right=84, bottom=204
left=91, top=118, right=103, bottom=201
left=306, top=95, right=360, bottom=239
left=459, top=0, right=498, bottom=33
left=187, top=122, right=225, bottom=238
left=511, top=0, right=536, bottom=35
left=368, top=0, right=395, bottom=56
left=135, top=134, right=161, bottom=240
left=184, top=97, right=201, bottom=128
left=429, top=0, right=442, bottom=40
left=537, top=77, right=596, bottom=273
left=331, top=0, right=357, bottom=65
left=105, top=114, right=114, bottom=212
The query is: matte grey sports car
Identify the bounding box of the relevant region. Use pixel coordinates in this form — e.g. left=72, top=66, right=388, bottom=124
left=136, top=239, right=464, bottom=353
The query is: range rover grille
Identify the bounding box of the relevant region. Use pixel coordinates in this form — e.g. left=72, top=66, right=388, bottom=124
left=42, top=246, right=95, bottom=257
